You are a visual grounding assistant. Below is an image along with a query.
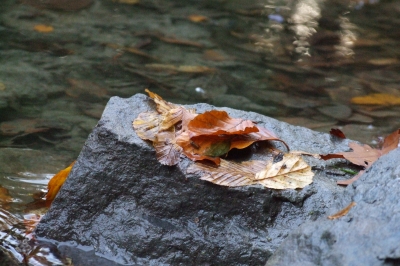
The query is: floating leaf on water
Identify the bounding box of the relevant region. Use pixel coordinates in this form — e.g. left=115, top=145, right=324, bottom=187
left=351, top=93, right=400, bottom=105
left=188, top=14, right=208, bottom=23
left=368, top=58, right=400, bottom=66
left=33, top=24, right=54, bottom=33
left=328, top=202, right=356, bottom=219
left=0, top=82, right=5, bottom=91
left=203, top=50, right=227, bottom=61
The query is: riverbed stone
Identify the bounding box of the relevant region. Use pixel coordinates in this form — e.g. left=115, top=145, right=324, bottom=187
left=35, top=93, right=359, bottom=265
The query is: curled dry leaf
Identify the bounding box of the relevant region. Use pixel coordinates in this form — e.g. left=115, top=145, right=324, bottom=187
left=144, top=88, right=177, bottom=114
left=188, top=153, right=314, bottom=189
left=328, top=202, right=356, bottom=220
left=46, top=161, right=75, bottom=202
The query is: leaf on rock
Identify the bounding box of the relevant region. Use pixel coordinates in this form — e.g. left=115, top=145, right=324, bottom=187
left=255, top=153, right=314, bottom=189
left=187, top=110, right=258, bottom=136
left=328, top=202, right=356, bottom=220
left=188, top=153, right=314, bottom=189
left=145, top=88, right=177, bottom=114
left=153, top=129, right=182, bottom=166
left=322, top=128, right=400, bottom=185
left=339, top=142, right=381, bottom=167
left=351, top=93, right=400, bottom=105
left=134, top=89, right=288, bottom=167
left=187, top=160, right=261, bottom=187
left=381, top=129, right=400, bottom=155
left=46, top=161, right=75, bottom=202
left=133, top=111, right=162, bottom=141
left=330, top=128, right=346, bottom=139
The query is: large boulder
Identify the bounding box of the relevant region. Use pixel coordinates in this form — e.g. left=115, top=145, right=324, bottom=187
left=266, top=147, right=400, bottom=266
left=35, top=93, right=356, bottom=265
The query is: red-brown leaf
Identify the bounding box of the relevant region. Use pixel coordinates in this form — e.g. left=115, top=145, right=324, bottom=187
left=187, top=110, right=258, bottom=137
left=330, top=128, right=346, bottom=139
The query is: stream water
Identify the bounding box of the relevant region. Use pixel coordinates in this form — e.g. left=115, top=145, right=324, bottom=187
left=0, top=0, right=399, bottom=264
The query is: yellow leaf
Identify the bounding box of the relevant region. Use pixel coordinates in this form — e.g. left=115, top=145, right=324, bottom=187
left=188, top=153, right=314, bottom=189
left=188, top=14, right=208, bottom=23
left=46, top=162, right=75, bottom=202
left=133, top=111, right=162, bottom=142
left=0, top=82, right=5, bottom=91
left=33, top=24, right=54, bottom=33
left=351, top=93, right=400, bottom=105
left=255, top=153, right=314, bottom=189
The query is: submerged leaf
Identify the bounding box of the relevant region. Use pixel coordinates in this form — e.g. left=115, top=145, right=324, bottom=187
left=46, top=162, right=75, bottom=202
left=351, top=93, right=400, bottom=105
left=33, top=24, right=54, bottom=33
left=188, top=14, right=209, bottom=23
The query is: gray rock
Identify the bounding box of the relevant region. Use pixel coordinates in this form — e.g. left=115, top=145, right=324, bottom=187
left=35, top=93, right=354, bottom=266
left=266, top=148, right=400, bottom=266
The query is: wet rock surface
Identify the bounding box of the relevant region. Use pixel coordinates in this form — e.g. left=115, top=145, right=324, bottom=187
left=266, top=148, right=400, bottom=266
left=35, top=93, right=358, bottom=265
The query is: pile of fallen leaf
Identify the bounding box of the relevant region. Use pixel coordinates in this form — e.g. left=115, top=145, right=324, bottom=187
left=133, top=89, right=313, bottom=189
left=42, top=90, right=400, bottom=207
left=132, top=89, right=400, bottom=190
